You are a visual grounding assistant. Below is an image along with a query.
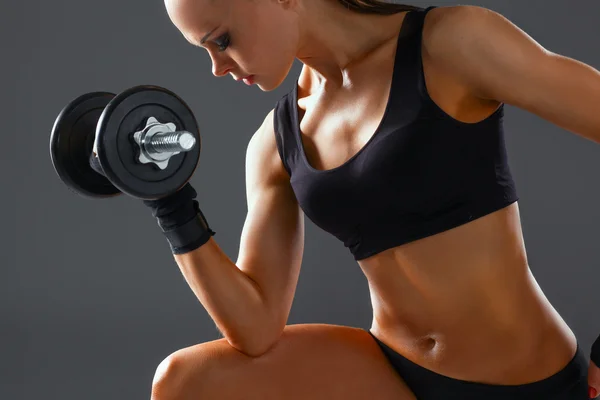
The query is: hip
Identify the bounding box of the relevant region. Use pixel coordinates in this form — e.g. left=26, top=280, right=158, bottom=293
left=367, top=328, right=587, bottom=399
left=370, top=290, right=579, bottom=386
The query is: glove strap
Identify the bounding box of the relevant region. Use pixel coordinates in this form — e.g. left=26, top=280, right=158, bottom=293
left=161, top=206, right=216, bottom=254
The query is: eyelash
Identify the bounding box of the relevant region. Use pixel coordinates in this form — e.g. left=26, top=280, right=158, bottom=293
left=214, top=33, right=231, bottom=52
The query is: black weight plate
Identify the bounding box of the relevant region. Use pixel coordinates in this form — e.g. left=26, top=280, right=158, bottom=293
left=50, top=92, right=122, bottom=199
left=96, top=85, right=201, bottom=200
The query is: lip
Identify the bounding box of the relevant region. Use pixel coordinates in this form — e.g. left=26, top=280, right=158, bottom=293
left=236, top=75, right=254, bottom=85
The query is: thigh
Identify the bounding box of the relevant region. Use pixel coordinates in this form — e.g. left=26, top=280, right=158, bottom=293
left=153, top=323, right=417, bottom=400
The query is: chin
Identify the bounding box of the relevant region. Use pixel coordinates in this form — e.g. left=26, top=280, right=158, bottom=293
left=256, top=80, right=277, bottom=92
left=258, top=74, right=289, bottom=92
left=258, top=83, right=277, bottom=92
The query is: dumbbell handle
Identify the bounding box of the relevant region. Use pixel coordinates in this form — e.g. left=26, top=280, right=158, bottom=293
left=144, top=130, right=196, bottom=155
left=90, top=129, right=197, bottom=177
left=131, top=118, right=199, bottom=170
left=92, top=130, right=195, bottom=157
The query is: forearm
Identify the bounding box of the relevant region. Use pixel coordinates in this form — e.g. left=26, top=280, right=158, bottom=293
left=173, top=238, right=276, bottom=356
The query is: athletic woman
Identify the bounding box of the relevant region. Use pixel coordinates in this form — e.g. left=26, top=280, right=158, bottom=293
left=144, top=1, right=600, bottom=398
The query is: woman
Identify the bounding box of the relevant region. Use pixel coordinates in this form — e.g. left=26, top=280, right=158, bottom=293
left=145, top=0, right=600, bottom=398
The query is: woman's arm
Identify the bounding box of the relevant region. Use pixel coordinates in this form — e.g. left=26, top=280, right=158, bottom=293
left=423, top=5, right=600, bottom=142
left=173, top=110, right=304, bottom=357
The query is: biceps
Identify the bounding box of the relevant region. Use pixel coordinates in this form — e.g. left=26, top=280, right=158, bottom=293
left=236, top=182, right=304, bottom=319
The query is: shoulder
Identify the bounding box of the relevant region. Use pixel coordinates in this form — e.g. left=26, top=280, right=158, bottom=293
left=247, top=109, right=276, bottom=162
left=246, top=109, right=290, bottom=182
left=423, top=5, right=503, bottom=36
left=422, top=5, right=507, bottom=54
left=420, top=5, right=533, bottom=99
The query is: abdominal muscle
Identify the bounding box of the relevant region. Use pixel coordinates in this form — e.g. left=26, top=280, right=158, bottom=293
left=360, top=202, right=578, bottom=385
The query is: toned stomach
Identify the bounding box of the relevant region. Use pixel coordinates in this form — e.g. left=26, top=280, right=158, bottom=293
left=359, top=202, right=578, bottom=385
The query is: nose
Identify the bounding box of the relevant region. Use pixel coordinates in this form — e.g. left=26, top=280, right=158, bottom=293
left=209, top=52, right=233, bottom=77
left=213, top=64, right=232, bottom=77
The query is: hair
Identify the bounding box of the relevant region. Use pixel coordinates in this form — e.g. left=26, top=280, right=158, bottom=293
left=337, top=0, right=423, bottom=15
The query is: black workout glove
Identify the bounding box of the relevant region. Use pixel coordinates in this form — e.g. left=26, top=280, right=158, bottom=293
left=142, top=183, right=216, bottom=255
left=90, top=153, right=215, bottom=253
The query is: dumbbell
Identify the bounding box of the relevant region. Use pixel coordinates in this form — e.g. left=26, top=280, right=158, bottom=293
left=50, top=85, right=201, bottom=200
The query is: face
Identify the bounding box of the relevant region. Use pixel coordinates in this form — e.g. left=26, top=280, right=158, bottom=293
left=164, top=0, right=299, bottom=91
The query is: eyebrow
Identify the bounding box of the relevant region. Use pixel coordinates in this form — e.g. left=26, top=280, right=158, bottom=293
left=200, top=27, right=219, bottom=45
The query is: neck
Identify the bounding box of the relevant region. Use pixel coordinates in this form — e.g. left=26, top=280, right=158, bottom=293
left=295, top=0, right=407, bottom=89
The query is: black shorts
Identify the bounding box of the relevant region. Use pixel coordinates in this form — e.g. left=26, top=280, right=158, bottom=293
left=367, top=331, right=589, bottom=399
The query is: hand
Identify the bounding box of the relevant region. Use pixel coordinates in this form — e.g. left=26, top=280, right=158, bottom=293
left=589, top=360, right=600, bottom=399
left=143, top=183, right=215, bottom=254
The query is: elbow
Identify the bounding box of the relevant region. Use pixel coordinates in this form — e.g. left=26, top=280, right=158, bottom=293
left=226, top=323, right=284, bottom=358
left=228, top=341, right=276, bottom=358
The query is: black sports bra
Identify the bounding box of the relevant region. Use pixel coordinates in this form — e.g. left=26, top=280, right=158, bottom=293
left=273, top=6, right=518, bottom=261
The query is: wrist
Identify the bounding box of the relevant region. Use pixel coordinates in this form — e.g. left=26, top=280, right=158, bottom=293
left=161, top=206, right=216, bottom=254
left=144, top=183, right=216, bottom=254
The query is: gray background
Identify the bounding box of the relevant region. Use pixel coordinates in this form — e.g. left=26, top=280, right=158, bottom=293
left=6, top=0, right=600, bottom=399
